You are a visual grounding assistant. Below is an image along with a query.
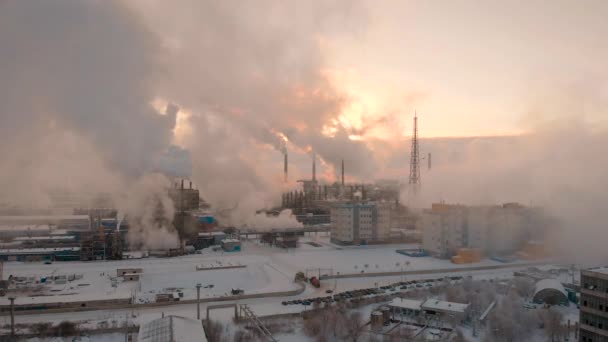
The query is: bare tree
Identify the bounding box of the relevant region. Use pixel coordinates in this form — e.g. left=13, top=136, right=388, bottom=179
left=205, top=320, right=225, bottom=342
left=343, top=312, right=363, bottom=342
left=539, top=308, right=564, bottom=342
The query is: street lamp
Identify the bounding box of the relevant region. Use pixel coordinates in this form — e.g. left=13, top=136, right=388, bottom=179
left=8, top=297, right=15, bottom=337
left=196, top=283, right=202, bottom=320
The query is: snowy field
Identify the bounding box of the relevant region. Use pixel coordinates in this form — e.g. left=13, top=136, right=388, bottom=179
left=2, top=236, right=551, bottom=309
left=0, top=235, right=572, bottom=341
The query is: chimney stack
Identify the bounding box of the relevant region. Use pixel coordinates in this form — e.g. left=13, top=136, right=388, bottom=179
left=181, top=179, right=184, bottom=190
left=189, top=181, right=192, bottom=189
left=312, top=152, right=316, bottom=182
left=284, top=153, right=288, bottom=182
left=428, top=153, right=432, bottom=170
left=341, top=159, right=345, bottom=186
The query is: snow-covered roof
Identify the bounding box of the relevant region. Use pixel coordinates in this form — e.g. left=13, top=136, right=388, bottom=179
left=14, top=236, right=75, bottom=241
left=0, top=225, right=52, bottom=231
left=388, top=298, right=423, bottom=311
left=138, top=315, right=207, bottom=342
left=421, top=299, right=470, bottom=314
left=533, top=279, right=567, bottom=298
left=587, top=266, right=608, bottom=275
left=222, top=239, right=240, bottom=243
left=0, top=247, right=80, bottom=254
left=198, top=232, right=225, bottom=236
left=0, top=215, right=89, bottom=222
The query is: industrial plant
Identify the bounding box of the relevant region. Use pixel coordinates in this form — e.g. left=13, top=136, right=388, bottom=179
left=1, top=1, right=603, bottom=340
left=0, top=112, right=581, bottom=342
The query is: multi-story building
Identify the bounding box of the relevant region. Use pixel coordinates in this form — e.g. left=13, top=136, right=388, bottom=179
left=330, top=202, right=390, bottom=245
left=421, top=204, right=467, bottom=258
left=421, top=202, right=540, bottom=258
left=580, top=268, right=608, bottom=342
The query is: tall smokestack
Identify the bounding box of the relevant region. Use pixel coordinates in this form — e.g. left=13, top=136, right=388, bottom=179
left=428, top=153, right=432, bottom=170
left=312, top=152, right=316, bottom=182
left=341, top=159, right=344, bottom=186
left=284, top=152, right=288, bottom=182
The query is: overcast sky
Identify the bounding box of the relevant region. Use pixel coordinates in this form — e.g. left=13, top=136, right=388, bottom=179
left=316, top=0, right=608, bottom=137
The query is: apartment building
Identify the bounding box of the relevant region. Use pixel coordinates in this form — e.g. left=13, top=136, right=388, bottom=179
left=330, top=202, right=391, bottom=245
left=421, top=202, right=539, bottom=258
left=421, top=204, right=467, bottom=258
left=580, top=268, right=608, bottom=342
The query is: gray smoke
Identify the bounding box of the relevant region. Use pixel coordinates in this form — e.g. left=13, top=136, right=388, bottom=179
left=0, top=1, right=176, bottom=177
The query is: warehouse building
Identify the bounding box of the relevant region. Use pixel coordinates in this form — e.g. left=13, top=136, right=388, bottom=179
left=0, top=247, right=81, bottom=261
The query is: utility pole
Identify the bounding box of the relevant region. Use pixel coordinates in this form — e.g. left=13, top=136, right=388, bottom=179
left=9, top=297, right=15, bottom=337
left=196, top=283, right=202, bottom=320
left=124, top=313, right=128, bottom=342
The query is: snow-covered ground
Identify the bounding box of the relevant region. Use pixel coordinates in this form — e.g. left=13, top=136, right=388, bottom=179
left=0, top=235, right=577, bottom=341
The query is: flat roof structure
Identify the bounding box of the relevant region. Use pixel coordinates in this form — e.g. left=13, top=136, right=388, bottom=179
left=0, top=225, right=52, bottom=232
left=0, top=247, right=80, bottom=255
left=14, top=236, right=75, bottom=241
left=587, top=266, right=608, bottom=275
left=388, top=298, right=423, bottom=311
left=138, top=315, right=207, bottom=342
left=0, top=215, right=89, bottom=223
left=421, top=299, right=470, bottom=314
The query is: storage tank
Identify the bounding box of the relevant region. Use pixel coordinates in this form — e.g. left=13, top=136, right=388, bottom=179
left=380, top=306, right=391, bottom=323
left=371, top=311, right=384, bottom=330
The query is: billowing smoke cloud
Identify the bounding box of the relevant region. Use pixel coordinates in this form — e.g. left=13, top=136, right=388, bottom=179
left=118, top=1, right=374, bottom=223
left=115, top=173, right=179, bottom=250
left=0, top=1, right=177, bottom=203
left=0, top=1, right=184, bottom=246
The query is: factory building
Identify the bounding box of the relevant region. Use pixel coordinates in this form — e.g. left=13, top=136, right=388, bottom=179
left=0, top=215, right=91, bottom=238
left=330, top=202, right=391, bottom=245
left=422, top=203, right=544, bottom=258
left=169, top=180, right=200, bottom=212
left=0, top=247, right=81, bottom=262
left=580, top=267, right=608, bottom=342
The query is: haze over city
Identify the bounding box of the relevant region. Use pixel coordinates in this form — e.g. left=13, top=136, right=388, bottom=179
left=0, top=1, right=607, bottom=341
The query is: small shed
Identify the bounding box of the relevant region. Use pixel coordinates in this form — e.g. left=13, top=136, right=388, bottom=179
left=117, top=268, right=143, bottom=277
left=221, top=239, right=241, bottom=252
left=532, top=279, right=568, bottom=305
left=123, top=273, right=140, bottom=281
